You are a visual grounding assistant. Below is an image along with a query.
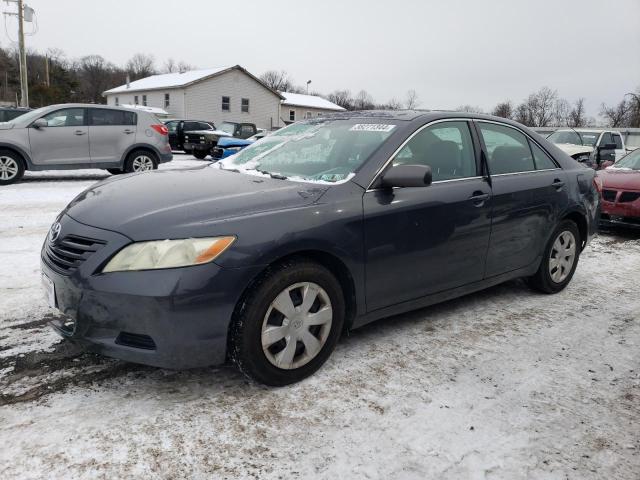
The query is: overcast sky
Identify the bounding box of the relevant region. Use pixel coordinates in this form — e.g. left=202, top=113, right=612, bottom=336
left=4, top=0, right=639, bottom=118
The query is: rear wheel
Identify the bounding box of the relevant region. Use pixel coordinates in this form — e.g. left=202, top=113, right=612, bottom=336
left=0, top=149, right=25, bottom=185
left=528, top=220, right=581, bottom=294
left=124, top=150, right=157, bottom=173
left=229, top=259, right=345, bottom=386
left=193, top=150, right=208, bottom=160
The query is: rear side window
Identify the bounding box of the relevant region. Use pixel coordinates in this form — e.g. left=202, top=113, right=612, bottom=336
left=183, top=122, right=201, bottom=131
left=529, top=141, right=557, bottom=170
left=41, top=108, right=86, bottom=127
left=478, top=123, right=535, bottom=174
left=393, top=121, right=477, bottom=182
left=612, top=133, right=623, bottom=149
left=89, top=109, right=136, bottom=126
left=198, top=122, right=213, bottom=130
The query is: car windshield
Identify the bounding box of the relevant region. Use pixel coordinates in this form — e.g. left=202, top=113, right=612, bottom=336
left=7, top=106, right=48, bottom=125
left=219, top=122, right=236, bottom=135
left=610, top=149, right=640, bottom=170
left=217, top=119, right=397, bottom=183
left=547, top=130, right=582, bottom=145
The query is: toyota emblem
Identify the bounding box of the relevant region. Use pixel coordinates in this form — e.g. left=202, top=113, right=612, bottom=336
left=49, top=222, right=61, bottom=243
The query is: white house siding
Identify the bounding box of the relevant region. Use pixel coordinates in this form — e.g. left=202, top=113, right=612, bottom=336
left=105, top=89, right=186, bottom=118
left=184, top=70, right=281, bottom=130
left=282, top=105, right=341, bottom=123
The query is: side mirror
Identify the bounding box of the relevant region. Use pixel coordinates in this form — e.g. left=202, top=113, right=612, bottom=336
left=381, top=164, right=432, bottom=188
left=32, top=118, right=47, bottom=129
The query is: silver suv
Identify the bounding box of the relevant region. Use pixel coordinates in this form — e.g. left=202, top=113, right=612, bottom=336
left=0, top=104, right=172, bottom=185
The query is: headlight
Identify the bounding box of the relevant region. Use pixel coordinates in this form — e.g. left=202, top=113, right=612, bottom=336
left=102, top=236, right=235, bottom=273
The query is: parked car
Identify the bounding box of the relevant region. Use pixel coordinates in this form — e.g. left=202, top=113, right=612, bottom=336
left=211, top=130, right=269, bottom=160
left=0, top=104, right=172, bottom=185
left=41, top=111, right=598, bottom=385
left=597, top=148, right=640, bottom=229
left=164, top=119, right=215, bottom=152
left=184, top=121, right=258, bottom=159
left=0, top=106, right=31, bottom=122
left=547, top=128, right=627, bottom=168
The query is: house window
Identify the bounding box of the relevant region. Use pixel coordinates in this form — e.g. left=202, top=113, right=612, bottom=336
left=222, top=96, right=230, bottom=111
left=289, top=110, right=295, bottom=122
left=241, top=98, right=249, bottom=113
left=164, top=93, right=170, bottom=108
left=317, top=112, right=322, bottom=117
left=115, top=97, right=119, bottom=106
left=134, top=95, right=139, bottom=105
left=142, top=95, right=147, bottom=106
left=305, top=111, right=312, bottom=119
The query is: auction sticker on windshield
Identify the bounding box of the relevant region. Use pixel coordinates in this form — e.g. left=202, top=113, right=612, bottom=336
left=349, top=124, right=396, bottom=132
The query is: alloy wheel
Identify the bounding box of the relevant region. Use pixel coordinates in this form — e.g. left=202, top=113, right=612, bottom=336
left=0, top=156, right=19, bottom=181
left=131, top=155, right=154, bottom=171
left=549, top=230, right=576, bottom=283
left=261, top=282, right=333, bottom=370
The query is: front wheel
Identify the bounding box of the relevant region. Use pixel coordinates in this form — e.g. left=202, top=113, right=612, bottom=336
left=0, top=150, right=25, bottom=185
left=124, top=150, right=158, bottom=173
left=193, top=150, right=208, bottom=160
left=527, top=220, right=581, bottom=294
left=229, top=259, right=345, bottom=386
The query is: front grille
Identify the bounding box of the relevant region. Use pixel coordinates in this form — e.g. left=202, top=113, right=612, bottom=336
left=44, top=235, right=106, bottom=275
left=185, top=133, right=208, bottom=144
left=619, top=192, right=640, bottom=203
left=115, top=332, right=157, bottom=350
left=602, top=189, right=617, bottom=202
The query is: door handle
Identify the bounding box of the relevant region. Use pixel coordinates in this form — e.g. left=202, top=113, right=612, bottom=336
left=74, top=130, right=86, bottom=136
left=469, top=192, right=490, bottom=206
left=552, top=179, right=565, bottom=190
left=123, top=129, right=135, bottom=134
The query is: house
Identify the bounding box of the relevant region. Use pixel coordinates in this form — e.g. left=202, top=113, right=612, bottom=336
left=280, top=91, right=346, bottom=124
left=103, top=65, right=284, bottom=130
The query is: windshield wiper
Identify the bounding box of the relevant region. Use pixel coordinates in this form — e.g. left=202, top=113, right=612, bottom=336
left=258, top=169, right=288, bottom=180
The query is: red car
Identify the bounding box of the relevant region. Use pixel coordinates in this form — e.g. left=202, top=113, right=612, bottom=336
left=597, top=148, right=640, bottom=229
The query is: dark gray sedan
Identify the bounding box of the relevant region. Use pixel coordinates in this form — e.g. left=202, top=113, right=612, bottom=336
left=41, top=111, right=600, bottom=385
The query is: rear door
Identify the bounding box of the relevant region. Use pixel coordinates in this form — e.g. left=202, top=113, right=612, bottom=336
left=476, top=121, right=568, bottom=278
left=88, top=108, right=137, bottom=165
left=28, top=108, right=90, bottom=166
left=363, top=120, right=493, bottom=310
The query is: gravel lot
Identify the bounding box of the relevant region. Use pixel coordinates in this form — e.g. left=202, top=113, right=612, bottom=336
left=1, top=156, right=639, bottom=479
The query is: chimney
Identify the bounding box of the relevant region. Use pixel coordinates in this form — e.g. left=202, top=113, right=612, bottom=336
left=126, top=75, right=131, bottom=89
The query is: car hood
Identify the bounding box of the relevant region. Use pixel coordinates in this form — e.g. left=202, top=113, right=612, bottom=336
left=64, top=166, right=329, bottom=240
left=554, top=144, right=594, bottom=157
left=217, top=137, right=253, bottom=148
left=188, top=129, right=232, bottom=137
left=598, top=168, right=640, bottom=190
left=0, top=122, right=15, bottom=130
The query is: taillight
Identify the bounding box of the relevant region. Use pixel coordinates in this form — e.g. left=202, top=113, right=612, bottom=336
left=593, top=175, right=603, bottom=193
left=151, top=124, right=168, bottom=136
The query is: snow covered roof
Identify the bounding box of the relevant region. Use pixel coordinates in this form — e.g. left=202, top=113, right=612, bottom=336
left=104, top=67, right=232, bottom=94
left=120, top=104, right=169, bottom=116
left=280, top=92, right=345, bottom=111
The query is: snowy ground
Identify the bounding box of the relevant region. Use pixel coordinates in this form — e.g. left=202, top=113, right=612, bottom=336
left=0, top=156, right=639, bottom=479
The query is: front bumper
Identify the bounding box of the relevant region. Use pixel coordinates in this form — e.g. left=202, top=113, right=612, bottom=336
left=183, top=141, right=215, bottom=153
left=600, top=198, right=640, bottom=230
left=41, top=214, right=262, bottom=369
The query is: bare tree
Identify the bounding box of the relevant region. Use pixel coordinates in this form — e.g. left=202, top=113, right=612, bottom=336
left=456, top=104, right=484, bottom=114
left=126, top=53, right=156, bottom=80
left=379, top=98, right=402, bottom=110
left=567, top=98, right=587, bottom=127
left=492, top=101, right=513, bottom=119
left=515, top=87, right=557, bottom=127
left=553, top=98, right=570, bottom=126
left=177, top=61, right=195, bottom=73
left=259, top=70, right=293, bottom=92
left=353, top=90, right=375, bottom=110
left=327, top=90, right=353, bottom=110
left=405, top=89, right=420, bottom=109
left=77, top=55, right=118, bottom=103
left=163, top=58, right=177, bottom=73
left=600, top=100, right=630, bottom=127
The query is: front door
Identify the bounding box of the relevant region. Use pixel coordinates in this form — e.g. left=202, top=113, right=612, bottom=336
left=28, top=108, right=90, bottom=166
left=88, top=108, right=137, bottom=164
left=363, top=120, right=492, bottom=311
left=476, top=121, right=569, bottom=277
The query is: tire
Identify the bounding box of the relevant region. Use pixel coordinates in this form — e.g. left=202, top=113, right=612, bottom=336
left=106, top=168, right=124, bottom=175
left=527, top=220, right=581, bottom=294
left=229, top=259, right=345, bottom=386
left=124, top=150, right=158, bottom=173
left=0, top=149, right=25, bottom=185
left=193, top=150, right=208, bottom=160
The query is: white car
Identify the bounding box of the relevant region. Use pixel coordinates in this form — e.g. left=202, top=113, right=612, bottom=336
left=547, top=129, right=627, bottom=166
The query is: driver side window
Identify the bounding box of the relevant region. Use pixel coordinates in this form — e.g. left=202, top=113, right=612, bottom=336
left=393, top=121, right=477, bottom=182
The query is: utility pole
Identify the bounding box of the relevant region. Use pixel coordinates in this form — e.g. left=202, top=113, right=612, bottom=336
left=3, top=0, right=31, bottom=107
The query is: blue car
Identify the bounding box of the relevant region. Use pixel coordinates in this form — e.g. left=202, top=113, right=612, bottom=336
left=211, top=131, right=268, bottom=160
left=41, top=111, right=599, bottom=386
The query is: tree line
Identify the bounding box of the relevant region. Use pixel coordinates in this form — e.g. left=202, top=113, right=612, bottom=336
left=0, top=45, right=637, bottom=128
